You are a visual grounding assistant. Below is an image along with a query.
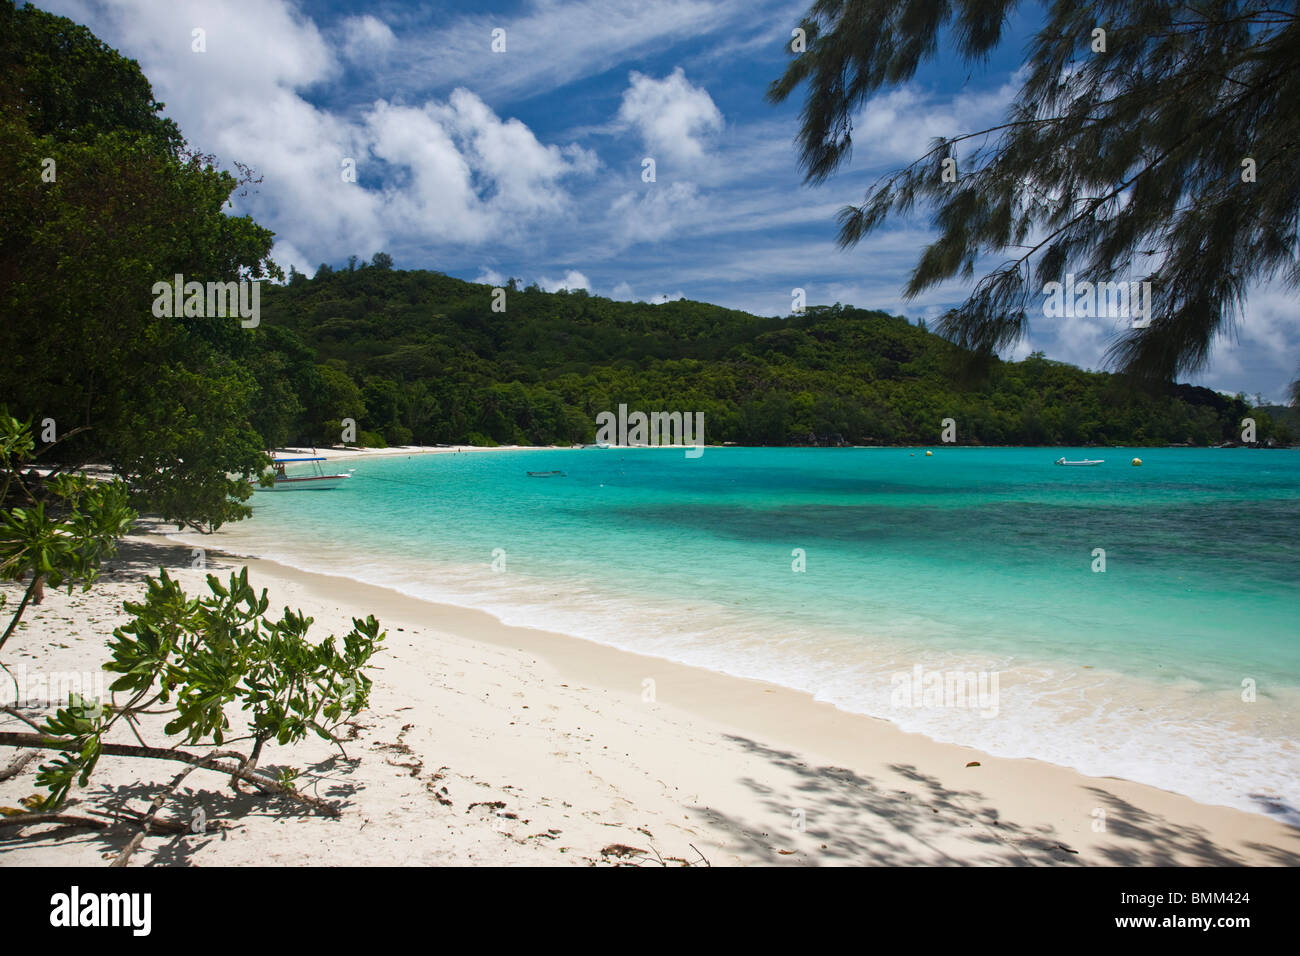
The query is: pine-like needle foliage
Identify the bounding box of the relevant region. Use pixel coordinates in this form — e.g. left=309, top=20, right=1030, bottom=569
left=769, top=0, right=1300, bottom=382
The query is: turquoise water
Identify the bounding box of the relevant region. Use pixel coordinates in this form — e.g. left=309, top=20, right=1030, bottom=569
left=187, top=447, right=1300, bottom=819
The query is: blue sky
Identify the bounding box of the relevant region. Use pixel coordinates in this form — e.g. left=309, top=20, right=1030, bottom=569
left=39, top=0, right=1299, bottom=400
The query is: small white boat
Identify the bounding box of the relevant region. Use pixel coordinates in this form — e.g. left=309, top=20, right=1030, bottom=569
left=258, top=456, right=353, bottom=490
left=1055, top=457, right=1105, bottom=467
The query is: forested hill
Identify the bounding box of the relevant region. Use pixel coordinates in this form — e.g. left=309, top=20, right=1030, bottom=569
left=256, top=260, right=1283, bottom=448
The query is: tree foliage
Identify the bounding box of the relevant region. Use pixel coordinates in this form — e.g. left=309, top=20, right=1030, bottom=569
left=0, top=412, right=384, bottom=854
left=0, top=413, right=136, bottom=657
left=253, top=266, right=1285, bottom=447
left=0, top=0, right=280, bottom=531
left=19, top=563, right=382, bottom=818
left=769, top=0, right=1300, bottom=383
left=0, top=8, right=387, bottom=857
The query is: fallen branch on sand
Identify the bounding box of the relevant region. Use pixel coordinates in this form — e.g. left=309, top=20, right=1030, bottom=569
left=0, top=432, right=385, bottom=862
left=0, top=733, right=339, bottom=816
left=0, top=749, right=36, bottom=781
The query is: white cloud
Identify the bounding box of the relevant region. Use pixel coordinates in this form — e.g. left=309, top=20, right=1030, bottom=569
left=466, top=268, right=591, bottom=293
left=617, top=68, right=723, bottom=165
left=610, top=281, right=636, bottom=300
left=377, top=0, right=754, bottom=104
left=41, top=1, right=596, bottom=260
left=424, top=90, right=597, bottom=219
left=610, top=181, right=706, bottom=243
left=357, top=90, right=592, bottom=245
left=1003, top=338, right=1036, bottom=362
left=1201, top=283, right=1300, bottom=400
left=851, top=75, right=1022, bottom=167
left=345, top=87, right=594, bottom=246
left=340, top=14, right=396, bottom=63
left=94, top=0, right=339, bottom=98
left=269, top=239, right=311, bottom=277
left=49, top=0, right=387, bottom=252
left=539, top=270, right=590, bottom=292
left=40, top=1, right=1294, bottom=398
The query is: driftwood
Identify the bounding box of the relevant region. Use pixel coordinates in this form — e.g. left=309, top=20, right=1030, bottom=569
left=0, top=749, right=36, bottom=782
left=0, top=732, right=340, bottom=817
left=1, top=705, right=44, bottom=732
left=111, top=750, right=231, bottom=867
left=0, top=811, right=114, bottom=831
left=87, top=807, right=189, bottom=834
left=0, top=806, right=198, bottom=836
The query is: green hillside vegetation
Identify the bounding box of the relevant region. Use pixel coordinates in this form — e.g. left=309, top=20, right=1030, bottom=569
left=2, top=0, right=1291, bottom=543
left=257, top=260, right=1290, bottom=449
left=1258, top=404, right=1300, bottom=437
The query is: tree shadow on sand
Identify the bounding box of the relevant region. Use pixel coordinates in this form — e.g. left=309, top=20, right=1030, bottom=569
left=1083, top=786, right=1300, bottom=866
left=0, top=755, right=362, bottom=865
left=691, top=735, right=1297, bottom=866
left=98, top=533, right=215, bottom=583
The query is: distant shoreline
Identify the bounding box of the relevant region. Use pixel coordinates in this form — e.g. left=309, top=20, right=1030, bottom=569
left=277, top=442, right=1299, bottom=461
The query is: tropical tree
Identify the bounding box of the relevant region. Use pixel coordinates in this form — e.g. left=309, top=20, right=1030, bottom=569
left=0, top=413, right=384, bottom=864
left=769, top=0, right=1300, bottom=382
left=0, top=6, right=387, bottom=861
left=0, top=0, right=281, bottom=531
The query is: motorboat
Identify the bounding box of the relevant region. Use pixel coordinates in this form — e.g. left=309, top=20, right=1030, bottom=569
left=258, top=456, right=353, bottom=490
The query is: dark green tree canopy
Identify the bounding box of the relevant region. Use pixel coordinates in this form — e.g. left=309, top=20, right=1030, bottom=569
left=770, top=0, right=1300, bottom=382
left=0, top=0, right=281, bottom=531
left=0, top=0, right=181, bottom=153
left=253, top=265, right=1286, bottom=448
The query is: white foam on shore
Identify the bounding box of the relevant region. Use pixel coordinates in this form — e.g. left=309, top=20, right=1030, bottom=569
left=160, top=526, right=1300, bottom=824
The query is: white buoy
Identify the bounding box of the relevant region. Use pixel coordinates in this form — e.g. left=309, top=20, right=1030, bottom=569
left=1132, top=457, right=1142, bottom=466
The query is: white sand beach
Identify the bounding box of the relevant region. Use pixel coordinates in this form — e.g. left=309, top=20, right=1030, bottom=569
left=276, top=444, right=572, bottom=461
left=6, top=0, right=1297, bottom=880
left=2, top=526, right=1296, bottom=867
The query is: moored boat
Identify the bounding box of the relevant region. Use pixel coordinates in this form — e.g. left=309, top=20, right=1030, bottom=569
left=258, top=456, right=353, bottom=490
left=1054, top=457, right=1105, bottom=466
